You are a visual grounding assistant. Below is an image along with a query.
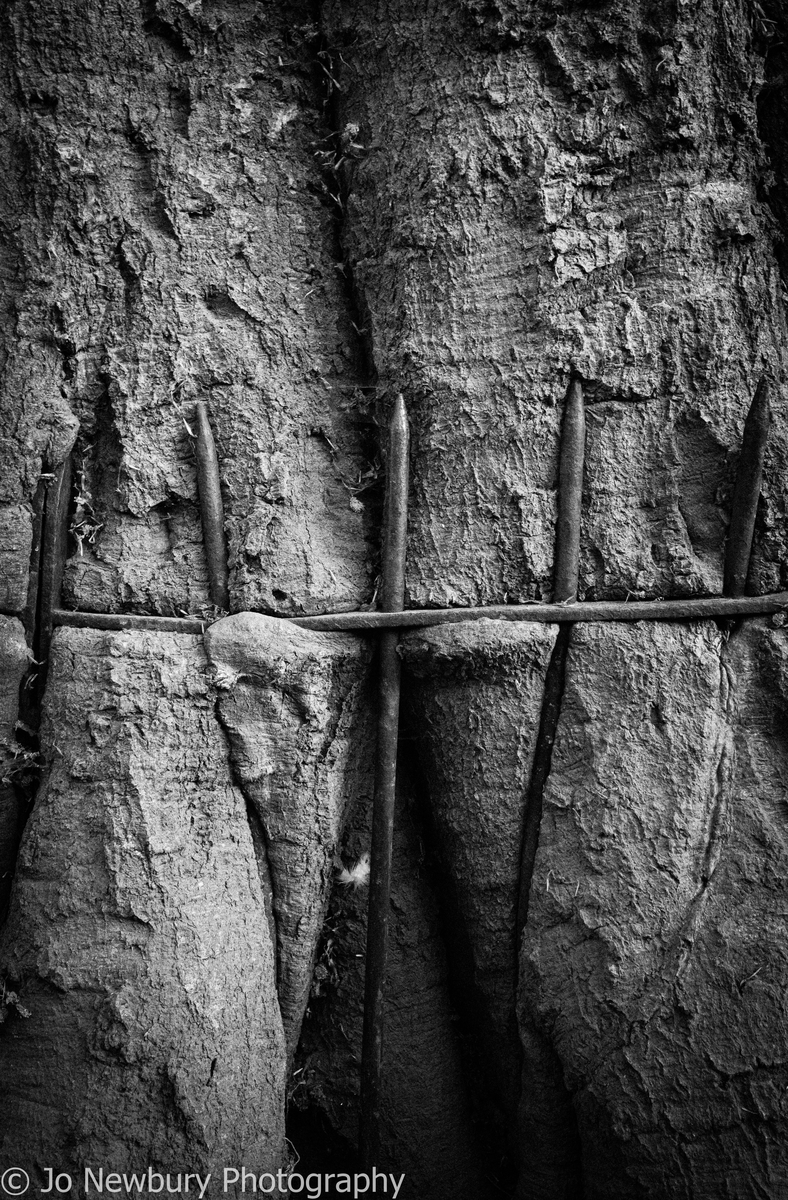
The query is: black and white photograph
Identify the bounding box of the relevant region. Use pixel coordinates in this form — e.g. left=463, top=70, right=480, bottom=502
left=0, top=2, right=787, bottom=1196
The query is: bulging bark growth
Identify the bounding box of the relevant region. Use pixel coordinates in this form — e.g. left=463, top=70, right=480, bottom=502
left=205, top=612, right=375, bottom=1060
left=1, top=0, right=787, bottom=1195
left=520, top=620, right=788, bottom=1199
left=0, top=629, right=286, bottom=1186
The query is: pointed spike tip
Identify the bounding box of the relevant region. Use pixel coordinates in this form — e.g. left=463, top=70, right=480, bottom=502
left=390, top=393, right=408, bottom=439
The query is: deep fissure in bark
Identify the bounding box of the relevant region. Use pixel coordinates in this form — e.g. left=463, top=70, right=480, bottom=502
left=756, top=2, right=788, bottom=283
left=516, top=626, right=571, bottom=939
left=311, top=16, right=378, bottom=388
left=513, top=625, right=584, bottom=1196
left=305, top=14, right=385, bottom=575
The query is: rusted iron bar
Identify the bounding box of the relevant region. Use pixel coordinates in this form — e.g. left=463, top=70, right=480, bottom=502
left=723, top=378, right=771, bottom=598
left=517, top=378, right=583, bottom=943
left=291, top=591, right=788, bottom=631
left=53, top=609, right=209, bottom=635
left=49, top=590, right=788, bottom=637
left=194, top=400, right=230, bottom=611
left=516, top=627, right=570, bottom=940
left=359, top=394, right=409, bottom=1171
left=553, top=377, right=585, bottom=603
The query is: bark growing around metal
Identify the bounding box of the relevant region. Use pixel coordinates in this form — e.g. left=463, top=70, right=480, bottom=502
left=522, top=620, right=788, bottom=1199
left=0, top=630, right=287, bottom=1183
left=1, top=1, right=788, bottom=1198
left=205, top=612, right=375, bottom=1061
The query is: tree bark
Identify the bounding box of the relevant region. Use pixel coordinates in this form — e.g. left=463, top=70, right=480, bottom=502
left=1, top=1, right=788, bottom=1197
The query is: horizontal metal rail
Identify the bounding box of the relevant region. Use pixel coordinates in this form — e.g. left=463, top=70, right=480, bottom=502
left=50, top=609, right=212, bottom=634
left=46, top=590, right=788, bottom=637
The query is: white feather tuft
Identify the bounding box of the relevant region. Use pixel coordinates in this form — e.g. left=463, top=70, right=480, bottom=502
left=336, top=852, right=370, bottom=890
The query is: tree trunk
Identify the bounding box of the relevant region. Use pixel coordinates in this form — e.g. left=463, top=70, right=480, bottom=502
left=1, top=1, right=787, bottom=1198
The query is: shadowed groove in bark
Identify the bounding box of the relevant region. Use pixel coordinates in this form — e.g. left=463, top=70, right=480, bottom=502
left=17, top=480, right=47, bottom=739
left=398, top=700, right=520, bottom=1193
left=310, top=14, right=378, bottom=386
left=723, top=378, right=771, bottom=597
left=241, top=798, right=279, bottom=990
left=193, top=400, right=230, bottom=611
left=756, top=1, right=788, bottom=283
left=302, top=7, right=381, bottom=511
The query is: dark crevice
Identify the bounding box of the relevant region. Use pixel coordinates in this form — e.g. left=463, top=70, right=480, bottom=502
left=243, top=797, right=278, bottom=968
left=78, top=385, right=123, bottom=550
left=141, top=0, right=194, bottom=61
left=114, top=239, right=142, bottom=314
left=301, top=13, right=384, bottom=581
left=302, top=13, right=376, bottom=382
left=399, top=688, right=519, bottom=1198
left=312, top=34, right=376, bottom=387
left=5, top=458, right=74, bottom=927
left=286, top=1105, right=361, bottom=1194
left=756, top=2, right=788, bottom=283
left=124, top=117, right=181, bottom=242
left=516, top=625, right=571, bottom=939
left=514, top=625, right=584, bottom=1198
left=517, top=1020, right=585, bottom=1200
left=202, top=288, right=252, bottom=323
left=168, top=85, right=191, bottom=136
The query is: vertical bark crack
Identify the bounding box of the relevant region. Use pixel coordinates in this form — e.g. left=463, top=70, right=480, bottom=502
left=514, top=626, right=583, bottom=1198
left=516, top=625, right=571, bottom=942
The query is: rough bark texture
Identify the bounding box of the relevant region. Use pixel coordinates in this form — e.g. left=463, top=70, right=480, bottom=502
left=0, top=0, right=375, bottom=621
left=400, top=620, right=557, bottom=1141
left=204, top=612, right=374, bottom=1060
left=324, top=0, right=788, bottom=606
left=521, top=619, right=788, bottom=1199
left=0, top=629, right=286, bottom=1186
left=1, top=0, right=788, bottom=1196
left=0, top=617, right=31, bottom=918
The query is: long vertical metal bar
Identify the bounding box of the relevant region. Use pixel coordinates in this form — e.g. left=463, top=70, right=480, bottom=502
left=553, top=377, right=585, bottom=604
left=517, top=377, right=585, bottom=939
left=723, top=377, right=771, bottom=598
left=194, top=400, right=230, bottom=610
left=34, top=458, right=73, bottom=704
left=359, top=394, right=409, bottom=1170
